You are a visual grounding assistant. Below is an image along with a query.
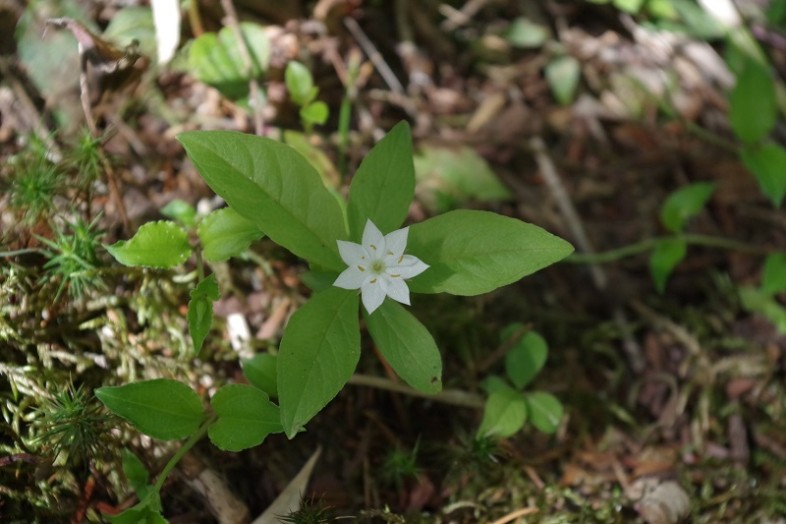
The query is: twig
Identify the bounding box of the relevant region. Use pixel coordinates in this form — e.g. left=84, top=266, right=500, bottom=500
left=220, top=0, right=264, bottom=135
left=349, top=374, right=484, bottom=409
left=529, top=136, right=645, bottom=373
left=439, top=0, right=494, bottom=31
left=344, top=17, right=405, bottom=95
left=488, top=507, right=539, bottom=524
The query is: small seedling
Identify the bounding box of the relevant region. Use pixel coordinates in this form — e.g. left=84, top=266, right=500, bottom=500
left=477, top=325, right=563, bottom=438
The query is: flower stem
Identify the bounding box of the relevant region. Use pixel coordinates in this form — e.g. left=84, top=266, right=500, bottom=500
left=566, top=234, right=773, bottom=265
left=153, top=414, right=215, bottom=493
left=349, top=374, right=484, bottom=409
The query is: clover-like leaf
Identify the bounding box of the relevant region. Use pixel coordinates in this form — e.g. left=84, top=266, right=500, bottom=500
left=96, top=379, right=204, bottom=440
left=525, top=391, right=563, bottom=434
left=505, top=330, right=548, bottom=390
left=242, top=353, right=278, bottom=398
left=477, top=384, right=528, bottom=438
left=208, top=384, right=283, bottom=452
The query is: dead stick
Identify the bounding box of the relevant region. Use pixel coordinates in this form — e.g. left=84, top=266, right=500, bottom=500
left=529, top=136, right=645, bottom=373
left=220, top=0, right=264, bottom=135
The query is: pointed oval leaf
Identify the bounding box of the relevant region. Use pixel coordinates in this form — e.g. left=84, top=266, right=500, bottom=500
left=740, top=143, right=786, bottom=207
left=178, top=131, right=347, bottom=270
left=95, top=379, right=204, bottom=440
left=407, top=210, right=573, bottom=295
left=505, top=331, right=548, bottom=390
left=649, top=237, right=687, bottom=293
left=188, top=274, right=220, bottom=353
left=105, top=221, right=191, bottom=268
left=545, top=55, right=581, bottom=106
left=762, top=253, right=786, bottom=295
left=365, top=300, right=442, bottom=394
left=121, top=449, right=149, bottom=495
left=242, top=353, right=278, bottom=398
left=660, top=182, right=716, bottom=233
left=285, top=61, right=317, bottom=106
left=197, top=207, right=264, bottom=262
left=347, top=122, right=415, bottom=240
left=729, top=59, right=776, bottom=143
left=208, top=384, right=282, bottom=452
left=188, top=23, right=270, bottom=100
left=525, top=391, right=563, bottom=434
left=278, top=288, right=360, bottom=438
left=477, top=386, right=528, bottom=438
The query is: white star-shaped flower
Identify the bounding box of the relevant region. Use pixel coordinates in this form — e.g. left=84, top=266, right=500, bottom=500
left=334, top=219, right=429, bottom=314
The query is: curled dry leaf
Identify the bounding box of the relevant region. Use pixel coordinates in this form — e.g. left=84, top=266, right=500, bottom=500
left=633, top=479, right=691, bottom=524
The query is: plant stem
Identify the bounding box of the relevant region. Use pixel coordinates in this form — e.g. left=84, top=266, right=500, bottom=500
left=566, top=234, right=774, bottom=264
left=0, top=248, right=43, bottom=257
left=153, top=415, right=215, bottom=493
left=349, top=374, right=484, bottom=409
left=338, top=53, right=360, bottom=181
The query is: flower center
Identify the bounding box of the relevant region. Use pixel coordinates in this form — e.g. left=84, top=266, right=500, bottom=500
left=370, top=260, right=386, bottom=274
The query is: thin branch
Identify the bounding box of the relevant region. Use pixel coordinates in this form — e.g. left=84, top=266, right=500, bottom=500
left=530, top=136, right=645, bottom=373
left=344, top=17, right=405, bottom=95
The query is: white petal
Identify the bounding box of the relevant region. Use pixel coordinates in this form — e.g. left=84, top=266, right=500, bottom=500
left=334, top=267, right=367, bottom=290
left=384, top=277, right=411, bottom=305
left=337, top=240, right=369, bottom=266
left=362, top=219, right=385, bottom=257
left=391, top=256, right=429, bottom=279
left=361, top=279, right=386, bottom=313
left=384, top=227, right=408, bottom=257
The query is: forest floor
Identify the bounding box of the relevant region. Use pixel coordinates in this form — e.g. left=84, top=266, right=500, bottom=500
left=1, top=0, right=786, bottom=523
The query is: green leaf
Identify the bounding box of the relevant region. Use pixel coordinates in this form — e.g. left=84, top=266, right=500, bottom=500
left=660, top=182, right=716, bottom=233
left=525, top=391, right=563, bottom=434
left=103, top=6, right=156, bottom=59
left=188, top=23, right=270, bottom=100
left=762, top=253, right=786, bottom=294
left=505, top=331, right=548, bottom=390
left=347, top=122, right=415, bottom=240
left=109, top=504, right=167, bottom=524
left=740, top=286, right=786, bottom=333
left=300, top=101, right=329, bottom=126
left=477, top=386, right=528, bottom=438
left=283, top=131, right=341, bottom=188
left=106, top=221, right=191, bottom=268
left=161, top=199, right=196, bottom=228
left=197, top=207, right=264, bottom=263
left=729, top=59, right=776, bottom=143
left=188, top=274, right=220, bottom=353
left=649, top=237, right=687, bottom=293
left=505, top=17, right=550, bottom=49
left=407, top=210, right=573, bottom=295
left=121, top=449, right=149, bottom=496
left=740, top=143, right=786, bottom=207
left=285, top=61, right=317, bottom=106
left=365, top=300, right=442, bottom=394
left=96, top=379, right=204, bottom=440
left=208, top=384, right=283, bottom=452
left=178, top=131, right=347, bottom=270
left=278, top=288, right=360, bottom=438
left=413, top=144, right=511, bottom=214
left=242, top=353, right=278, bottom=398
left=545, top=55, right=581, bottom=106
left=613, top=0, right=645, bottom=13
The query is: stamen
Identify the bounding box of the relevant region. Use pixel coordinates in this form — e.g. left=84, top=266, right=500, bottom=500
left=398, top=255, right=404, bottom=263
left=390, top=273, right=400, bottom=278
left=358, top=265, right=366, bottom=272
left=370, top=244, right=377, bottom=251
left=370, top=277, right=377, bottom=283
